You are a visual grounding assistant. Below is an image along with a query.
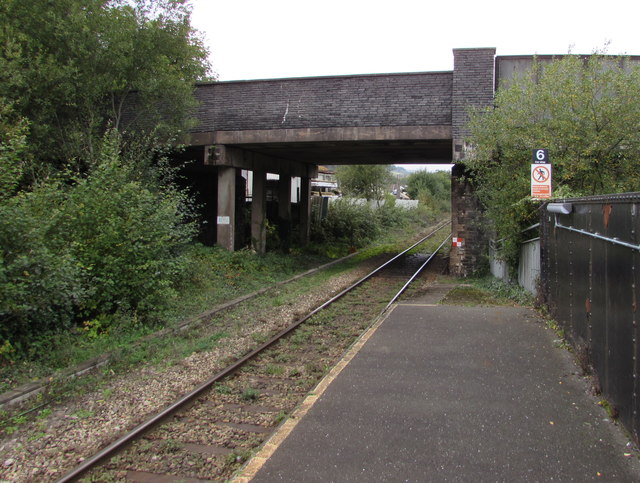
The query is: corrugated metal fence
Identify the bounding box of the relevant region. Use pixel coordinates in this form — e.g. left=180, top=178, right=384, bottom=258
left=540, top=193, right=640, bottom=442
left=489, top=225, right=540, bottom=294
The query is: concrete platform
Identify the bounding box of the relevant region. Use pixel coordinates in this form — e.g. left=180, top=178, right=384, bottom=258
left=239, top=288, right=640, bottom=482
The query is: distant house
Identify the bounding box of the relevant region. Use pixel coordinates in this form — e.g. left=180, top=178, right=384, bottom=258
left=242, top=166, right=338, bottom=202
left=312, top=166, right=338, bottom=196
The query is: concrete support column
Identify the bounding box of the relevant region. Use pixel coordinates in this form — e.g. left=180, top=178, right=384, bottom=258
left=278, top=175, right=292, bottom=252
left=251, top=170, right=267, bottom=253
left=299, top=177, right=311, bottom=245
left=217, top=166, right=236, bottom=251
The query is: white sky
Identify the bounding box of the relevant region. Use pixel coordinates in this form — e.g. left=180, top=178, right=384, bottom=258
left=189, top=0, right=639, bottom=171
left=191, top=0, right=639, bottom=81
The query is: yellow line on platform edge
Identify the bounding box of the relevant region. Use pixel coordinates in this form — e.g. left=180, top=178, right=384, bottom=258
left=231, top=305, right=398, bottom=482
left=398, top=303, right=439, bottom=307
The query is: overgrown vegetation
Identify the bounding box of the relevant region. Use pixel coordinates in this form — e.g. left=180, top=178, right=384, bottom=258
left=405, top=170, right=451, bottom=213
left=335, top=165, right=392, bottom=201
left=466, top=50, right=640, bottom=266
left=312, top=166, right=451, bottom=257
left=0, top=0, right=210, bottom=363
left=440, top=276, right=534, bottom=307
left=0, top=246, right=329, bottom=390
left=310, top=196, right=448, bottom=257
left=0, top=130, right=196, bottom=362
left=0, top=0, right=211, bottom=170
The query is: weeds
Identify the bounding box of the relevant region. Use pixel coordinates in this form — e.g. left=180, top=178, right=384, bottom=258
left=241, top=386, right=260, bottom=402
left=71, top=409, right=94, bottom=419
left=598, top=399, right=619, bottom=420
left=441, top=276, right=534, bottom=307
left=274, top=410, right=287, bottom=424
left=265, top=364, right=284, bottom=376
left=215, top=383, right=232, bottom=395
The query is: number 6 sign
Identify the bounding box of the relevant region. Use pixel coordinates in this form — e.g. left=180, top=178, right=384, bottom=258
left=531, top=149, right=552, bottom=199
left=533, top=149, right=549, bottom=163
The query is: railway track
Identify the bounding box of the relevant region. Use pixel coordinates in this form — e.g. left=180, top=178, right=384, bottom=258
left=58, top=222, right=451, bottom=482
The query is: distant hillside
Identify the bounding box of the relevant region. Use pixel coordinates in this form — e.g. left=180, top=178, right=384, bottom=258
left=390, top=165, right=410, bottom=176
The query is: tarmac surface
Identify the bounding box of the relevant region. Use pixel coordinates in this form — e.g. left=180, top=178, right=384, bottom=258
left=239, top=284, right=640, bottom=482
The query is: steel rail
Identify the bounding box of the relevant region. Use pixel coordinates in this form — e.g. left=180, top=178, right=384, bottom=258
left=57, top=220, right=450, bottom=483
left=383, top=233, right=452, bottom=312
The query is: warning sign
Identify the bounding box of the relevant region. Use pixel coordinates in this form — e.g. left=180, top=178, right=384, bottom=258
left=452, top=237, right=464, bottom=248
left=531, top=150, right=552, bottom=199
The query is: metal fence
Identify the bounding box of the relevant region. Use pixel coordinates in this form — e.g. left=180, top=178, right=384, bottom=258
left=518, top=238, right=540, bottom=294
left=540, top=193, right=640, bottom=442
left=488, top=224, right=540, bottom=294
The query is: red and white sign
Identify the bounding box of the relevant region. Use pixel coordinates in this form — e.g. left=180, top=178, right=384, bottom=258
left=531, top=163, right=552, bottom=199
left=531, top=149, right=552, bottom=199
left=452, top=237, right=464, bottom=247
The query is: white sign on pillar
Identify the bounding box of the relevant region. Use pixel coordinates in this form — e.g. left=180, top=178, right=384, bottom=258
left=531, top=149, right=552, bottom=199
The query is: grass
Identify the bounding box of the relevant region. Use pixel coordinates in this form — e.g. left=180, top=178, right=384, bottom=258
left=440, top=275, right=535, bottom=307
left=241, top=386, right=260, bottom=401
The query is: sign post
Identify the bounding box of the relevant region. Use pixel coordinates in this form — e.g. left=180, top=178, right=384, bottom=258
left=531, top=149, right=552, bottom=199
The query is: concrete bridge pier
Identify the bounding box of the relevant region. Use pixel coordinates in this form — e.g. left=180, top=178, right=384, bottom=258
left=251, top=170, right=266, bottom=253
left=207, top=145, right=317, bottom=253
left=277, top=174, right=292, bottom=252
left=216, top=166, right=236, bottom=251
left=299, top=177, right=311, bottom=246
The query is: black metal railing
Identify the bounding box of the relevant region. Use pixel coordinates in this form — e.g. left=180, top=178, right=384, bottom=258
left=540, top=193, right=640, bottom=442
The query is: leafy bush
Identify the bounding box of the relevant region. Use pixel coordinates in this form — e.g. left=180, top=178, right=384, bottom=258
left=406, top=170, right=451, bottom=214
left=312, top=199, right=380, bottom=250
left=310, top=195, right=445, bottom=258
left=54, top=133, right=196, bottom=318
left=0, top=185, right=84, bottom=352
left=0, top=131, right=196, bottom=359
left=466, top=52, right=640, bottom=267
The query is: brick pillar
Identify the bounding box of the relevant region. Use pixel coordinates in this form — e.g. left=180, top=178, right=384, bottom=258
left=450, top=47, right=496, bottom=276
left=450, top=164, right=488, bottom=277
left=452, top=47, right=496, bottom=162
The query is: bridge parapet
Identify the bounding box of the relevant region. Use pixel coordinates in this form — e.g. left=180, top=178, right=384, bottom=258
left=192, top=71, right=453, bottom=134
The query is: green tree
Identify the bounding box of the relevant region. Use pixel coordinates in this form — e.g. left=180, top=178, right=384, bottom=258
left=465, top=52, right=640, bottom=265
left=336, top=165, right=392, bottom=201
left=0, top=1, right=207, bottom=359
left=0, top=0, right=211, bottom=169
left=0, top=99, right=29, bottom=200
left=406, top=170, right=450, bottom=203
left=0, top=130, right=197, bottom=354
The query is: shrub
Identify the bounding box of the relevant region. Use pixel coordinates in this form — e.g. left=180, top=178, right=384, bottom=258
left=0, top=131, right=197, bottom=359
left=54, top=133, right=197, bottom=318
left=0, top=185, right=84, bottom=351
left=312, top=199, right=379, bottom=249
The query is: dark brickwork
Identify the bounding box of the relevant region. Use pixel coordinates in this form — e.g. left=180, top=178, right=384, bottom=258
left=192, top=72, right=452, bottom=133
left=450, top=164, right=488, bottom=277
left=452, top=48, right=496, bottom=161
left=449, top=49, right=495, bottom=276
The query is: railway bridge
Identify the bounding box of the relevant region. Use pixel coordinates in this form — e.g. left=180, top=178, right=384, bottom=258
left=181, top=47, right=525, bottom=276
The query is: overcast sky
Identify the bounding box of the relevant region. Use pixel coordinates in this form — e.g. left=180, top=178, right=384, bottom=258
left=191, top=0, right=639, bottom=81
left=189, top=0, right=639, bottom=171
